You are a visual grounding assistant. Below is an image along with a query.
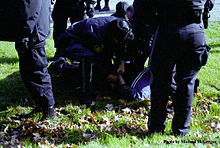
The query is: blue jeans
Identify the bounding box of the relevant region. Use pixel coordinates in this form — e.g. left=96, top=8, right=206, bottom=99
left=148, top=22, right=210, bottom=136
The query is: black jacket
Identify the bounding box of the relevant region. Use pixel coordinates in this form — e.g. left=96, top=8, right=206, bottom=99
left=21, top=0, right=51, bottom=42
left=56, top=16, right=117, bottom=56
left=0, top=0, right=51, bottom=42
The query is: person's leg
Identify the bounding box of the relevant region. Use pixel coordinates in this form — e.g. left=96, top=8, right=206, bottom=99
left=79, top=57, right=94, bottom=106
left=70, top=1, right=86, bottom=24
left=148, top=30, right=175, bottom=133
left=99, top=0, right=110, bottom=11
left=172, top=23, right=208, bottom=136
left=15, top=41, right=57, bottom=121
left=51, top=5, right=69, bottom=60
left=52, top=5, right=69, bottom=47
left=95, top=0, right=101, bottom=10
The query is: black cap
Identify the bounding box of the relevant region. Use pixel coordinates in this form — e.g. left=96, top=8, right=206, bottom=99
left=109, top=18, right=134, bottom=43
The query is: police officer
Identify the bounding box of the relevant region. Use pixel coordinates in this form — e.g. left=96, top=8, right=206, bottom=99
left=14, top=0, right=57, bottom=121
left=51, top=0, right=96, bottom=60
left=56, top=17, right=134, bottom=105
left=133, top=0, right=214, bottom=136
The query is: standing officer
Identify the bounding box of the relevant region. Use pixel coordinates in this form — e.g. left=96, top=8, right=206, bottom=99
left=14, top=0, right=57, bottom=121
left=51, top=0, right=96, bottom=60
left=133, top=0, right=214, bottom=136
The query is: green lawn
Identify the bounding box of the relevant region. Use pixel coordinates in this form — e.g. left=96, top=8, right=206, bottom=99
left=0, top=22, right=219, bottom=147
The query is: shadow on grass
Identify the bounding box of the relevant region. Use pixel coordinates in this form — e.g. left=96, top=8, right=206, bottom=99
left=0, top=64, right=122, bottom=110
left=0, top=57, right=19, bottom=64
left=0, top=67, right=82, bottom=111
left=0, top=71, right=29, bottom=111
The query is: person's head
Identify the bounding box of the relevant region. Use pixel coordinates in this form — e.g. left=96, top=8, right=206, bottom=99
left=127, top=5, right=134, bottom=22
left=108, top=18, right=134, bottom=45
left=114, top=1, right=129, bottom=19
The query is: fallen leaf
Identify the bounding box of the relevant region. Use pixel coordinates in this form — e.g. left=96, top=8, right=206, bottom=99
left=4, top=125, right=9, bottom=133
left=105, top=104, right=114, bottom=110
left=122, top=108, right=132, bottom=114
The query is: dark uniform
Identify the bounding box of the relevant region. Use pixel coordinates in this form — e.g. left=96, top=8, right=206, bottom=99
left=14, top=0, right=57, bottom=120
left=133, top=0, right=214, bottom=136
left=52, top=0, right=96, bottom=48
left=56, top=16, right=134, bottom=104
left=121, top=0, right=156, bottom=85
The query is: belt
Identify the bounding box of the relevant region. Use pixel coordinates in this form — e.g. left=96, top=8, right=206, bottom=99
left=161, top=9, right=203, bottom=24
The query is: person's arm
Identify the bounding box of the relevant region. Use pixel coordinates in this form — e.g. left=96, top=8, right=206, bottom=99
left=117, top=60, right=125, bottom=73
left=117, top=71, right=125, bottom=85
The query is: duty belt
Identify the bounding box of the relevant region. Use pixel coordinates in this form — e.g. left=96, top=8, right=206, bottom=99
left=161, top=9, right=203, bottom=24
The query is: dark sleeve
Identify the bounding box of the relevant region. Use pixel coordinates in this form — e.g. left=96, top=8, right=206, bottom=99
left=133, top=0, right=146, bottom=37
left=21, top=0, right=43, bottom=38
left=56, top=21, right=84, bottom=49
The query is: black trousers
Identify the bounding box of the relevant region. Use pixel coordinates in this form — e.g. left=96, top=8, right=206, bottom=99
left=15, top=41, right=55, bottom=108
left=149, top=22, right=209, bottom=136
left=52, top=2, right=86, bottom=47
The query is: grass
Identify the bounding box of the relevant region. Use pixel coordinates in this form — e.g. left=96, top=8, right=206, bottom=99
left=0, top=22, right=219, bottom=147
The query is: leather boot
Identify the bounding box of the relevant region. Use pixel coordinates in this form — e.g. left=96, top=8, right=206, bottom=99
left=99, top=0, right=110, bottom=11
left=95, top=0, right=101, bottom=10
left=42, top=106, right=58, bottom=121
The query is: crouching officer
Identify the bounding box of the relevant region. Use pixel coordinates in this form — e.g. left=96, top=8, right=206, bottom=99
left=14, top=0, right=57, bottom=121
left=133, top=0, right=214, bottom=136
left=55, top=16, right=134, bottom=105
left=51, top=0, right=96, bottom=60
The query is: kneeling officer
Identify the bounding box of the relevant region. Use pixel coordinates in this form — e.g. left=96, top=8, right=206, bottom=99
left=56, top=16, right=134, bottom=105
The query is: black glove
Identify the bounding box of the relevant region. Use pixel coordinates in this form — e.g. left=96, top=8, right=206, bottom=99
left=16, top=37, right=30, bottom=54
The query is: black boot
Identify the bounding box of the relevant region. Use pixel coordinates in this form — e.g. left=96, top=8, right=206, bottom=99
left=194, top=78, right=200, bottom=93
left=79, top=94, right=93, bottom=106
left=99, top=0, right=110, bottom=11
left=42, top=106, right=58, bottom=121
left=95, top=0, right=101, bottom=10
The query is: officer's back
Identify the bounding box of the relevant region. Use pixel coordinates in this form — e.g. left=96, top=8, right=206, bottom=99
left=158, top=0, right=206, bottom=24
